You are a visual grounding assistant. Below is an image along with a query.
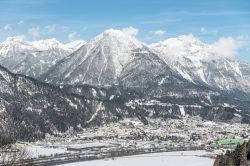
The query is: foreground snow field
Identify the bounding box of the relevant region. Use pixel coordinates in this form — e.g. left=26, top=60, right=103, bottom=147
left=61, top=150, right=214, bottom=166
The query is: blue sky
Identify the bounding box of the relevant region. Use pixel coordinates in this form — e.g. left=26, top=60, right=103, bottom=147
left=0, top=0, right=250, bottom=62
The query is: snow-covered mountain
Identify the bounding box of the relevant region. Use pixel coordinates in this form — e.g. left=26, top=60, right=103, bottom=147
left=40, top=29, right=143, bottom=85
left=38, top=30, right=250, bottom=99
left=0, top=30, right=250, bottom=142
left=0, top=64, right=126, bottom=140
left=0, top=37, right=86, bottom=78
left=150, top=34, right=250, bottom=92
left=2, top=32, right=250, bottom=95
left=41, top=29, right=213, bottom=100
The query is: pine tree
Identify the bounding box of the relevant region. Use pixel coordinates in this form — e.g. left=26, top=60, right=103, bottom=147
left=224, top=150, right=234, bottom=166
left=240, top=142, right=248, bottom=166
left=0, top=134, right=13, bottom=148
left=214, top=155, right=221, bottom=166
left=247, top=140, right=250, bottom=161
left=233, top=144, right=242, bottom=166
left=214, top=154, right=225, bottom=166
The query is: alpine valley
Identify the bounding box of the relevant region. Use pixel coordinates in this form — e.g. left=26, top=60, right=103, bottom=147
left=0, top=29, right=249, bottom=142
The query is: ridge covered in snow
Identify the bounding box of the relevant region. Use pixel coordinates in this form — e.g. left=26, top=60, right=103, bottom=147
left=0, top=37, right=86, bottom=77
left=0, top=37, right=86, bottom=52
left=150, top=35, right=250, bottom=92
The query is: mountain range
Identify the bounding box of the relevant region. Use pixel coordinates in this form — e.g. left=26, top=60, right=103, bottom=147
left=0, top=29, right=250, bottom=140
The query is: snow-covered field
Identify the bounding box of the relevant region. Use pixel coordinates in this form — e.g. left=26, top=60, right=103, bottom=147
left=25, top=146, right=68, bottom=157
left=61, top=150, right=214, bottom=166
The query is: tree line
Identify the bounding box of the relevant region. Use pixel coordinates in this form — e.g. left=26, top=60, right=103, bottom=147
left=214, top=139, right=250, bottom=166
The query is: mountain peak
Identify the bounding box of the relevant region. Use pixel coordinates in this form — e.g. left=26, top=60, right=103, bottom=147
left=32, top=38, right=64, bottom=50
left=151, top=34, right=204, bottom=48
left=0, top=36, right=33, bottom=57
left=66, top=40, right=86, bottom=50
left=102, top=28, right=134, bottom=37
left=150, top=34, right=209, bottom=62
left=103, top=28, right=123, bottom=35
left=90, top=28, right=142, bottom=48
left=1, top=36, right=29, bottom=46
left=5, top=36, right=26, bottom=42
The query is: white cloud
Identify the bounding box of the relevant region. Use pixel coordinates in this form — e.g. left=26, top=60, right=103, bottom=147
left=211, top=36, right=245, bottom=58
left=44, top=24, right=56, bottom=33
left=17, top=20, right=24, bottom=25
left=4, top=24, right=12, bottom=31
left=28, top=27, right=40, bottom=40
left=153, top=30, right=166, bottom=36
left=122, top=27, right=139, bottom=36
left=68, top=32, right=78, bottom=41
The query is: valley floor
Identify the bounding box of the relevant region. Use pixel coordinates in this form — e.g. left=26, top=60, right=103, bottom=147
left=8, top=117, right=249, bottom=165
left=60, top=150, right=214, bottom=166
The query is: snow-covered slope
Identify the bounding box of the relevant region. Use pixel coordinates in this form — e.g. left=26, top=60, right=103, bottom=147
left=0, top=64, right=129, bottom=140
left=150, top=35, right=250, bottom=92
left=41, top=29, right=143, bottom=85
left=0, top=37, right=86, bottom=78
left=1, top=64, right=249, bottom=141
